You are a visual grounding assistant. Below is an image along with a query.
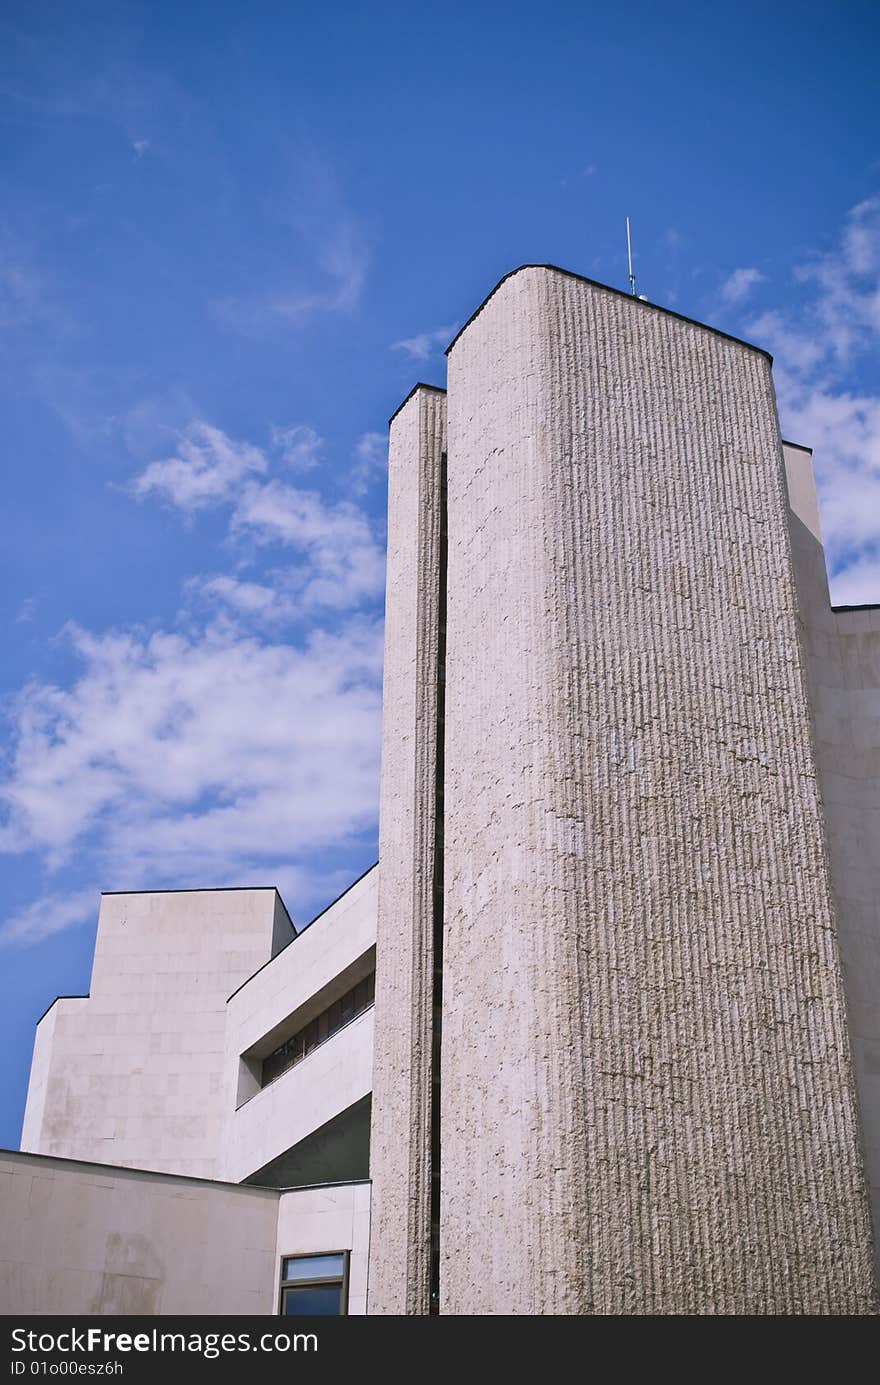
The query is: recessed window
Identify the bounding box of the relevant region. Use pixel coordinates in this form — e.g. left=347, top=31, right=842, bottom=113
left=279, top=1252, right=348, bottom=1316
left=262, top=971, right=375, bottom=1089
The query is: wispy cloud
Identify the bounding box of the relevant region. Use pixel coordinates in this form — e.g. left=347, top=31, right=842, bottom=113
left=350, top=431, right=386, bottom=495
left=0, top=617, right=383, bottom=903
left=391, top=323, right=457, bottom=361
left=559, top=165, right=597, bottom=188
left=232, top=480, right=386, bottom=611
left=190, top=575, right=296, bottom=624
left=0, top=407, right=390, bottom=946
left=740, top=197, right=880, bottom=604
left=0, top=236, right=78, bottom=339
left=271, top=424, right=323, bottom=471
left=131, top=420, right=386, bottom=614
left=720, top=266, right=765, bottom=304
left=216, top=222, right=369, bottom=330
left=0, top=889, right=97, bottom=949
left=792, top=196, right=880, bottom=360
left=746, top=310, right=826, bottom=373
left=212, top=144, right=369, bottom=333
left=131, top=422, right=267, bottom=509
left=16, top=596, right=38, bottom=624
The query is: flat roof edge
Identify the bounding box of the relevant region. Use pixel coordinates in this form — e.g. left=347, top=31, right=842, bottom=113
left=35, top=993, right=89, bottom=1027
left=260, top=1177, right=372, bottom=1194
left=444, top=263, right=774, bottom=364
left=101, top=883, right=295, bottom=934
left=101, top=885, right=286, bottom=897
left=781, top=439, right=813, bottom=454
left=388, top=381, right=446, bottom=427
left=0, top=1146, right=281, bottom=1196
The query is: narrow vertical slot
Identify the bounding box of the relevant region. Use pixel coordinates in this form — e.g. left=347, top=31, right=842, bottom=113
left=428, top=450, right=447, bottom=1314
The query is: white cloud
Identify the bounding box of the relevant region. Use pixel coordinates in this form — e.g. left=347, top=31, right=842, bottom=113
left=271, top=424, right=323, bottom=470
left=191, top=575, right=295, bottom=622
left=232, top=480, right=385, bottom=610
left=132, top=138, right=150, bottom=159
left=350, top=431, right=387, bottom=494
left=793, top=196, right=880, bottom=360
left=720, top=266, right=766, bottom=304
left=827, top=551, right=880, bottom=605
left=392, top=323, right=457, bottom=361
left=0, top=414, right=391, bottom=945
left=737, top=197, right=880, bottom=606
left=131, top=421, right=267, bottom=509
left=0, top=618, right=383, bottom=893
left=747, top=311, right=825, bottom=374
left=0, top=889, right=96, bottom=949
left=129, top=421, right=387, bottom=614
left=777, top=376, right=880, bottom=566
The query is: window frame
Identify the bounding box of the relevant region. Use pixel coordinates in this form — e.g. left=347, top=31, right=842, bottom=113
left=260, top=971, right=375, bottom=1091
left=277, top=1250, right=350, bottom=1317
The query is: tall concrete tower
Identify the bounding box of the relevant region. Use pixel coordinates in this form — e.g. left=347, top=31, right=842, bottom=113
left=369, top=266, right=878, bottom=1315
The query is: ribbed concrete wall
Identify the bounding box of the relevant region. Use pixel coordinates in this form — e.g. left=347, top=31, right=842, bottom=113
left=368, top=386, right=446, bottom=1314
left=784, top=443, right=880, bottom=1271
left=441, top=267, right=876, bottom=1314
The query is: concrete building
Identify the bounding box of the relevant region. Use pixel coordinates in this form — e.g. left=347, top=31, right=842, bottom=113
left=2, top=265, right=879, bottom=1316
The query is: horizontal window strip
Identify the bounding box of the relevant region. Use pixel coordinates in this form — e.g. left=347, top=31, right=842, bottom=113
left=261, top=971, right=375, bottom=1089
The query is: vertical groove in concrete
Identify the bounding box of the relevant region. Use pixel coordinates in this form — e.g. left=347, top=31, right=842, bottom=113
left=428, top=451, right=447, bottom=1313
left=368, top=386, right=446, bottom=1315
left=441, top=267, right=877, bottom=1314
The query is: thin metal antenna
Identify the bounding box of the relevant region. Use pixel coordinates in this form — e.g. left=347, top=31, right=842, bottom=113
left=626, top=216, right=637, bottom=296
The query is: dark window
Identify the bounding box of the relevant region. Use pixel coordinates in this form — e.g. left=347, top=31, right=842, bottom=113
left=261, top=971, right=375, bottom=1089
left=279, top=1253, right=348, bottom=1316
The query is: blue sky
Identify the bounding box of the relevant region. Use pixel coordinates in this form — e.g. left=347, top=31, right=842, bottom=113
left=1, top=0, right=878, bottom=1147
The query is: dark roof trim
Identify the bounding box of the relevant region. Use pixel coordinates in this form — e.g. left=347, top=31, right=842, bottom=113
left=0, top=1146, right=280, bottom=1197
left=444, top=264, right=773, bottom=364
left=35, top=993, right=89, bottom=1027
left=781, top=439, right=813, bottom=454
left=226, top=861, right=379, bottom=1004
left=101, top=885, right=285, bottom=897
left=832, top=603, right=880, bottom=613
left=388, top=381, right=446, bottom=427
left=255, top=1177, right=372, bottom=1194
left=101, top=885, right=294, bottom=938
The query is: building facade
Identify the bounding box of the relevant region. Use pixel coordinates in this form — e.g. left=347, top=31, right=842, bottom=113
left=2, top=266, right=879, bottom=1315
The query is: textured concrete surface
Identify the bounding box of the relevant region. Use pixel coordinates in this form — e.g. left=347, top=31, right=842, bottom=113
left=368, top=386, right=446, bottom=1314
left=441, top=267, right=876, bottom=1314
left=0, top=1149, right=278, bottom=1315
left=22, top=889, right=287, bottom=1178
left=784, top=442, right=880, bottom=1270
left=17, top=265, right=879, bottom=1317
